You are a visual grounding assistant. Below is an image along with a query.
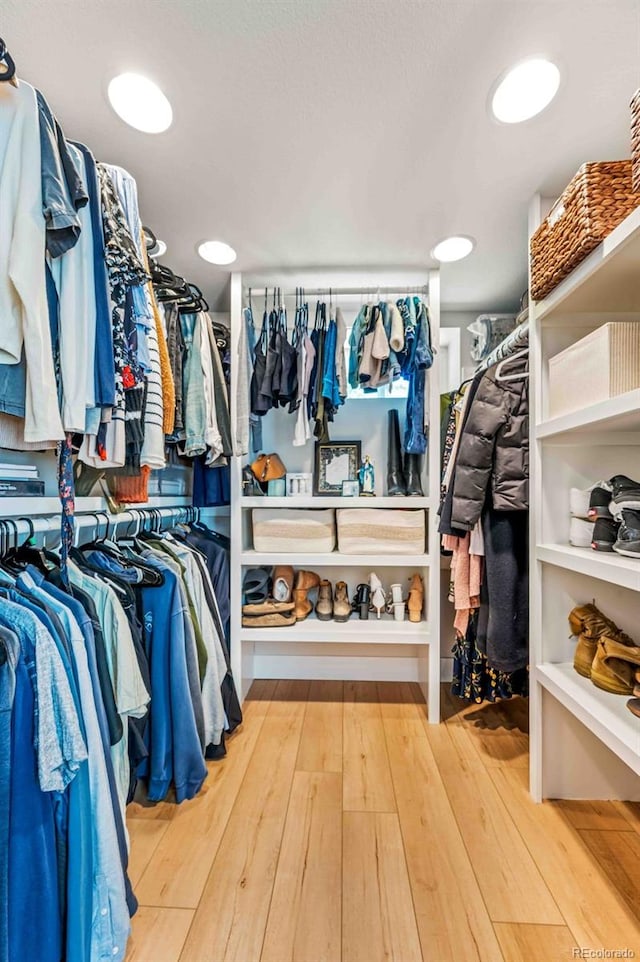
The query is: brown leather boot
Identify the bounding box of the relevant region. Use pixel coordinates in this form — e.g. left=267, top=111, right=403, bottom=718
left=273, top=565, right=294, bottom=603
left=568, top=604, right=635, bottom=679
left=407, top=573, right=423, bottom=623
left=333, top=581, right=351, bottom=622
left=293, top=570, right=320, bottom=621
left=591, top=636, right=640, bottom=694
left=315, top=579, right=333, bottom=621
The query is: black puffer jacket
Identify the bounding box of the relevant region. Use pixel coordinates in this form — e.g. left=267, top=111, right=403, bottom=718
left=450, top=363, right=528, bottom=531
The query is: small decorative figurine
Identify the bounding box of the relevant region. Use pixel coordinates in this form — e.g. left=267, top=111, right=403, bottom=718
left=358, top=455, right=375, bottom=496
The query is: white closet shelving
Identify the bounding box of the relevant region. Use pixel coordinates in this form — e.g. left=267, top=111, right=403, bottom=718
left=529, top=196, right=640, bottom=802
left=229, top=270, right=441, bottom=722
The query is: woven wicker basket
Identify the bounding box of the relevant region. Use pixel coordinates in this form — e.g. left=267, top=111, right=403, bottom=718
left=530, top=161, right=640, bottom=301
left=631, top=89, right=640, bottom=192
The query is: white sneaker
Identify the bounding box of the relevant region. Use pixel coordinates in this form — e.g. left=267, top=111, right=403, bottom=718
left=569, top=517, right=595, bottom=548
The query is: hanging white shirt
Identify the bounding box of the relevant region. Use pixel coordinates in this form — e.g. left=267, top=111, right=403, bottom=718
left=0, top=81, right=63, bottom=442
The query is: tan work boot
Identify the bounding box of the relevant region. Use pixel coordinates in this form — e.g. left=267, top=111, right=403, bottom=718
left=273, top=565, right=295, bottom=603
left=591, top=636, right=640, bottom=695
left=407, top=573, right=424, bottom=623
left=568, top=604, right=635, bottom=679
left=315, top=579, right=333, bottom=621
left=333, top=581, right=351, bottom=622
left=293, top=570, right=320, bottom=621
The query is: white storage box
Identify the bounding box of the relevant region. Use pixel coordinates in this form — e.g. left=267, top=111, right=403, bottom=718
left=548, top=322, right=640, bottom=419
left=336, top=508, right=426, bottom=555
left=252, top=508, right=335, bottom=553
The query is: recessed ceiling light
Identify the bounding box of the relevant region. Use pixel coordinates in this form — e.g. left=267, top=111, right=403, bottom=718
left=197, top=240, right=237, bottom=265
left=431, top=236, right=475, bottom=263
left=150, top=239, right=167, bottom=258
left=107, top=73, right=172, bottom=133
left=491, top=58, right=560, bottom=124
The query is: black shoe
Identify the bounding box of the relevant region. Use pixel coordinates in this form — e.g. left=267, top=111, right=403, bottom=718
left=613, top=509, right=640, bottom=558
left=352, top=583, right=371, bottom=620
left=587, top=482, right=613, bottom=520
left=404, top=454, right=424, bottom=497
left=609, top=475, right=640, bottom=516
left=591, top=517, right=620, bottom=552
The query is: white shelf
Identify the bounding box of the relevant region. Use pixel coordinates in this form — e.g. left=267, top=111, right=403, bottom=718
left=537, top=389, right=640, bottom=441
left=536, top=543, right=640, bottom=592
left=536, top=204, right=640, bottom=320
left=536, top=663, right=640, bottom=776
left=241, top=496, right=430, bottom=508
left=0, top=496, right=61, bottom=516
left=241, top=550, right=430, bottom=567
left=241, top=613, right=430, bottom=645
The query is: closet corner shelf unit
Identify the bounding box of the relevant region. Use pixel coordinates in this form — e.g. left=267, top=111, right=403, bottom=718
left=529, top=196, right=640, bottom=804
left=229, top=270, right=441, bottom=723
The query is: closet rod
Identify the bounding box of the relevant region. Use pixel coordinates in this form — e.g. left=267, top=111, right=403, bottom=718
left=243, top=285, right=429, bottom=298
left=0, top=506, right=196, bottom=542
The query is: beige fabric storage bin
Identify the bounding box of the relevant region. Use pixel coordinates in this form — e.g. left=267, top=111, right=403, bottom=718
left=337, top=508, right=426, bottom=555
left=548, top=322, right=640, bottom=419
left=252, top=508, right=335, bottom=553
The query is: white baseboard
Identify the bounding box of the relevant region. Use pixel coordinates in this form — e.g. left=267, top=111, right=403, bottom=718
left=252, top=653, right=421, bottom=682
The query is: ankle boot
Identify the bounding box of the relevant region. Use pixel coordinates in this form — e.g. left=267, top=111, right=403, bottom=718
left=273, top=565, right=294, bottom=603
left=352, top=583, right=370, bottom=620
left=293, top=570, right=321, bottom=621
left=333, top=581, right=351, bottom=622
left=407, top=573, right=424, bottom=623
left=404, top=454, right=424, bottom=497
left=387, top=409, right=406, bottom=496
left=315, top=579, right=333, bottom=621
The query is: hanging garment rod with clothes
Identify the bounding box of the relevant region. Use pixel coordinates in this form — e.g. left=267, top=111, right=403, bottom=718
left=0, top=505, right=206, bottom=548
left=243, top=284, right=429, bottom=299
left=477, top=317, right=529, bottom=372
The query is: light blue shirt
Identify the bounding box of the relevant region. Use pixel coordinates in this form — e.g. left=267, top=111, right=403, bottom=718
left=17, top=572, right=131, bottom=962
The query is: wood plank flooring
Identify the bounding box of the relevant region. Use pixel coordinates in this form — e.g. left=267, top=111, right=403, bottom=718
left=126, top=681, right=640, bottom=962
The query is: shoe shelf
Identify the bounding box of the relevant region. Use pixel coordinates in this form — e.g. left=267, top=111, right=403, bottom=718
left=240, top=549, right=431, bottom=567
left=529, top=191, right=640, bottom=801
left=536, top=663, right=640, bottom=776
left=241, top=496, right=431, bottom=508
left=536, top=388, right=640, bottom=442
left=536, top=543, right=640, bottom=592
left=535, top=204, right=640, bottom=321
left=240, top=613, right=430, bottom=645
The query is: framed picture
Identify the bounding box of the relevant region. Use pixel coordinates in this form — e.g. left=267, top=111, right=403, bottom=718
left=314, top=441, right=361, bottom=496
left=341, top=480, right=360, bottom=497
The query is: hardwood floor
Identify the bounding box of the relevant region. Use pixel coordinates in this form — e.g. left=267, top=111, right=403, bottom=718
left=126, top=681, right=640, bottom=962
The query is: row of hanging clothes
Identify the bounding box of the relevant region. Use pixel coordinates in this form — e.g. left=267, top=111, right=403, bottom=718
left=438, top=313, right=530, bottom=703
left=0, top=507, right=240, bottom=962
left=0, top=41, right=231, bottom=513
left=238, top=288, right=433, bottom=454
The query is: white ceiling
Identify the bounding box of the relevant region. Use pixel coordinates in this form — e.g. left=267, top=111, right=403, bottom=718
left=4, top=0, right=640, bottom=312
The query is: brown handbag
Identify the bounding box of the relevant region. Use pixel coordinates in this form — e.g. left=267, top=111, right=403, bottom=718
left=250, top=452, right=286, bottom=483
